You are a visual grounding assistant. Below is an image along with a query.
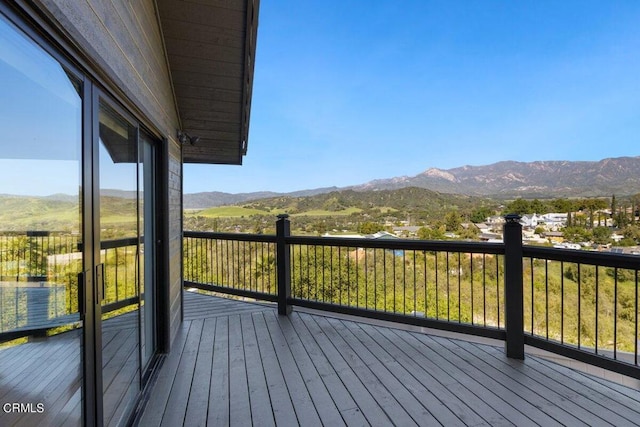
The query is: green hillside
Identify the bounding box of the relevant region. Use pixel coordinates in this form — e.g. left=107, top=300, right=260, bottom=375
left=0, top=195, right=138, bottom=233
left=194, top=206, right=277, bottom=218
left=242, top=187, right=485, bottom=218
left=0, top=196, right=79, bottom=231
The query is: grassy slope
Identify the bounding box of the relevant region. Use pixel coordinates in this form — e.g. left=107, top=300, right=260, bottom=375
left=0, top=195, right=137, bottom=231
left=192, top=206, right=276, bottom=218
left=292, top=207, right=362, bottom=216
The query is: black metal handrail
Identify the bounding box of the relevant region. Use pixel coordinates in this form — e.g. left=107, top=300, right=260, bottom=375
left=183, top=215, right=640, bottom=381
left=0, top=233, right=142, bottom=342
left=523, top=245, right=640, bottom=269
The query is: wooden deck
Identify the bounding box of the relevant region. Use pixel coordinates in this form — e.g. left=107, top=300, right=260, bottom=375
left=0, top=308, right=140, bottom=427
left=140, top=291, right=640, bottom=426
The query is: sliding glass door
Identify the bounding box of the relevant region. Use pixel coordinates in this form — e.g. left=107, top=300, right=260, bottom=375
left=0, top=9, right=159, bottom=426
left=140, top=133, right=157, bottom=372
left=97, top=103, right=140, bottom=426
left=0, top=13, right=84, bottom=426
left=97, top=102, right=158, bottom=426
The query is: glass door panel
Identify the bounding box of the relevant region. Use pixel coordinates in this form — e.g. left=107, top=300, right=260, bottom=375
left=0, top=14, right=83, bottom=426
left=98, top=103, right=140, bottom=426
left=139, top=132, right=157, bottom=371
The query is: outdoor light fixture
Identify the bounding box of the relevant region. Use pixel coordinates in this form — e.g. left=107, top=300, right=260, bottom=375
left=177, top=130, right=200, bottom=145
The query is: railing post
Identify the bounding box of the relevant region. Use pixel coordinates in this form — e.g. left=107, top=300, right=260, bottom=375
left=503, top=213, right=524, bottom=359
left=276, top=214, right=292, bottom=315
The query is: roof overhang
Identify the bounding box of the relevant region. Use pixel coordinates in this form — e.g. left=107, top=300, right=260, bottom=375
left=156, top=0, right=259, bottom=165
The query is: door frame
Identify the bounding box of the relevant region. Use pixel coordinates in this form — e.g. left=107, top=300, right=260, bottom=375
left=92, top=89, right=164, bottom=425
left=1, top=4, right=168, bottom=424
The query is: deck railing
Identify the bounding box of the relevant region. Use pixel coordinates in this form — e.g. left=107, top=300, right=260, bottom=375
left=0, top=232, right=141, bottom=342
left=184, top=214, right=640, bottom=380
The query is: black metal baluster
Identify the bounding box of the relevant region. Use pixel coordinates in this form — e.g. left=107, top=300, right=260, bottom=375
left=560, top=261, right=564, bottom=344
left=614, top=268, right=618, bottom=360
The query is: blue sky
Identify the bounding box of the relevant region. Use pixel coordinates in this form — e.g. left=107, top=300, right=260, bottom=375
left=185, top=1, right=640, bottom=194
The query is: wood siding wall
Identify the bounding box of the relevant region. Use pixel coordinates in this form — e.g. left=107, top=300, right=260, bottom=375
left=37, top=0, right=179, bottom=136
left=168, top=141, right=183, bottom=345
left=34, top=0, right=184, bottom=346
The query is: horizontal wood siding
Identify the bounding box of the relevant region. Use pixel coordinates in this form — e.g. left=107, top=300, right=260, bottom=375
left=36, top=0, right=179, bottom=137
left=168, top=140, right=182, bottom=345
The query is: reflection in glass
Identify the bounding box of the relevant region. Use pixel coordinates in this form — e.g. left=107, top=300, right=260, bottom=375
left=0, top=14, right=82, bottom=426
left=139, top=133, right=157, bottom=371
left=99, top=103, right=141, bottom=426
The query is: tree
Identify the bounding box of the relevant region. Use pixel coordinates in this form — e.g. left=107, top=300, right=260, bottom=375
left=563, top=226, right=591, bottom=243
left=631, top=193, right=640, bottom=224
left=459, top=225, right=479, bottom=240
left=470, top=207, right=493, bottom=223
left=444, top=211, right=462, bottom=232
left=611, top=194, right=617, bottom=226
left=530, top=199, right=546, bottom=214
left=622, top=225, right=640, bottom=244
left=592, top=226, right=612, bottom=245
left=313, top=221, right=327, bottom=236
left=418, top=226, right=445, bottom=240
left=551, top=198, right=575, bottom=213
left=506, top=198, right=532, bottom=215
left=358, top=221, right=383, bottom=235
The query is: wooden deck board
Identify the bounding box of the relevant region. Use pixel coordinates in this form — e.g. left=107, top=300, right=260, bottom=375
left=138, top=320, right=191, bottom=426
left=481, top=344, right=637, bottom=426
left=207, top=316, right=230, bottom=426
left=183, top=317, right=216, bottom=427
left=409, top=330, right=532, bottom=426
left=240, top=314, right=276, bottom=427
left=251, top=311, right=299, bottom=426
left=359, top=322, right=489, bottom=426
left=418, top=333, right=563, bottom=427
left=451, top=339, right=591, bottom=426
left=298, top=312, right=395, bottom=426
left=376, top=325, right=506, bottom=426
left=262, top=312, right=323, bottom=427
left=344, top=320, right=464, bottom=427
left=315, top=315, right=420, bottom=426
left=227, top=314, right=253, bottom=426
left=160, top=319, right=204, bottom=427
left=287, top=313, right=368, bottom=426
left=136, top=292, right=640, bottom=427
left=271, top=313, right=346, bottom=427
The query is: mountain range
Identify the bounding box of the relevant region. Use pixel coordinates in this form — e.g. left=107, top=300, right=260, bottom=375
left=184, top=156, right=640, bottom=209
left=349, top=156, right=640, bottom=197
left=2, top=156, right=638, bottom=210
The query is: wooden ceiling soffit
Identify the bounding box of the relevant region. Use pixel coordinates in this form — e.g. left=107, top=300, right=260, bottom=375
left=156, top=0, right=259, bottom=164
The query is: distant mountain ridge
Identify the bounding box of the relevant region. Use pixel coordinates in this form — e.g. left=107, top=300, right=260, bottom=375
left=184, top=156, right=640, bottom=208
left=350, top=157, right=640, bottom=198
left=350, top=156, right=640, bottom=198
left=184, top=187, right=339, bottom=209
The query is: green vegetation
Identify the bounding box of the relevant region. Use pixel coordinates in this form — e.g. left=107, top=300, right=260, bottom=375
left=292, top=207, right=362, bottom=217
left=195, top=205, right=276, bottom=217
left=0, top=196, right=79, bottom=231
left=0, top=233, right=140, bottom=335
left=0, top=194, right=143, bottom=339
left=182, top=188, right=640, bottom=355
left=184, top=241, right=639, bottom=353
left=185, top=187, right=495, bottom=234
left=2, top=188, right=639, bottom=356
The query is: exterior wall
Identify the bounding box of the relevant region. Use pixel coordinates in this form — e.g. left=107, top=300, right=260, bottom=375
left=167, top=140, right=183, bottom=345
left=34, top=0, right=184, bottom=347
left=37, top=0, right=179, bottom=137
